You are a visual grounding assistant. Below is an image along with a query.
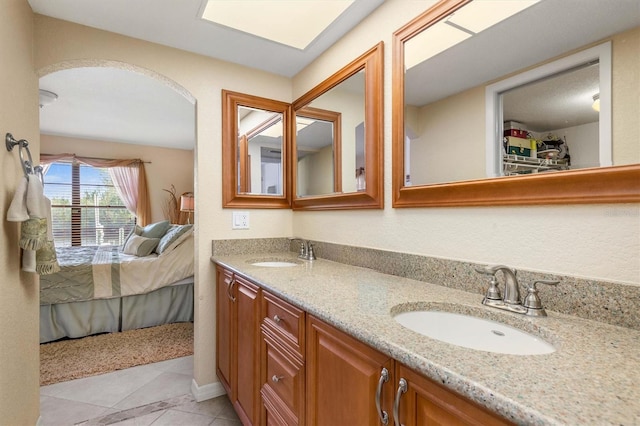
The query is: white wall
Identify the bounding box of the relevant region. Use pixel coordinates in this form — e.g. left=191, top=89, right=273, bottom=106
left=546, top=122, right=599, bottom=169
left=0, top=1, right=41, bottom=422
left=292, top=0, right=639, bottom=285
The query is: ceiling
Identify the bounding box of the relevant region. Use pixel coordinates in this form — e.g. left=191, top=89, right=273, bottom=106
left=28, top=0, right=383, bottom=78
left=30, top=0, right=384, bottom=150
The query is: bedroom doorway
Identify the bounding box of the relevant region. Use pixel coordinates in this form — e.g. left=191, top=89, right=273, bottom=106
left=37, top=62, right=197, bottom=419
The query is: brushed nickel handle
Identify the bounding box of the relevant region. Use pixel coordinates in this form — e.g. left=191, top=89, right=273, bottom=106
left=375, top=367, right=389, bottom=425
left=393, top=378, right=407, bottom=426
left=271, top=375, right=284, bottom=383
left=227, top=278, right=236, bottom=302
left=273, top=315, right=281, bottom=323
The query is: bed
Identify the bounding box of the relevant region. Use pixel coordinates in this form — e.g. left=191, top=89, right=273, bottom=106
left=39, top=223, right=194, bottom=343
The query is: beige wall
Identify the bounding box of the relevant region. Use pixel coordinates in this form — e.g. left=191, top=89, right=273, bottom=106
left=612, top=27, right=640, bottom=165
left=292, top=0, right=639, bottom=285
left=411, top=85, right=485, bottom=185
left=0, top=1, right=41, bottom=423
left=33, top=14, right=293, bottom=394
left=41, top=134, right=195, bottom=224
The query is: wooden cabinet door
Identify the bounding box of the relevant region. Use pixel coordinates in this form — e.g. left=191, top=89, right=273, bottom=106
left=234, top=275, right=261, bottom=426
left=306, top=315, right=395, bottom=426
left=395, top=363, right=513, bottom=426
left=216, top=266, right=234, bottom=395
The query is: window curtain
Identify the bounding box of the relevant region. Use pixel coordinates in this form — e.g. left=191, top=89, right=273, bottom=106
left=40, top=153, right=152, bottom=226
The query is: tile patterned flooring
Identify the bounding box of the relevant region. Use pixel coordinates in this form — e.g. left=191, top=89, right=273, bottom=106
left=40, top=356, right=241, bottom=425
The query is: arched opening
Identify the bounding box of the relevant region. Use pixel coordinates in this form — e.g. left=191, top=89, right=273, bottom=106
left=37, top=60, right=199, bottom=419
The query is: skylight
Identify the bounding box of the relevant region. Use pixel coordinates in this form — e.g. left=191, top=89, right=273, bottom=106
left=201, top=0, right=355, bottom=50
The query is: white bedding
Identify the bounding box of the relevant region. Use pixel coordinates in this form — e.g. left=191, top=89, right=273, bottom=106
left=40, top=231, right=194, bottom=305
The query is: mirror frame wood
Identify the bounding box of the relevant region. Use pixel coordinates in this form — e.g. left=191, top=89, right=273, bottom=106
left=392, top=0, right=640, bottom=208
left=292, top=42, right=384, bottom=210
left=222, top=90, right=292, bottom=208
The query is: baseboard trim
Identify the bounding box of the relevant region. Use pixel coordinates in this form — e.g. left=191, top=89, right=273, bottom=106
left=191, top=378, right=226, bottom=402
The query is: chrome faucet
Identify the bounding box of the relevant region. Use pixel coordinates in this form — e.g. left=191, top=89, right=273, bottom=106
left=475, top=265, right=559, bottom=317
left=289, top=238, right=316, bottom=261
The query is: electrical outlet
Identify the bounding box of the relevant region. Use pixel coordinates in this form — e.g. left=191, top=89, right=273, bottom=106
left=232, top=211, right=250, bottom=229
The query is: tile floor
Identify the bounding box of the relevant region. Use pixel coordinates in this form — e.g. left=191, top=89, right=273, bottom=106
left=40, top=356, right=241, bottom=425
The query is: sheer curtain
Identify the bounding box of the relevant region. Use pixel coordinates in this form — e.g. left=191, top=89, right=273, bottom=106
left=40, top=153, right=152, bottom=226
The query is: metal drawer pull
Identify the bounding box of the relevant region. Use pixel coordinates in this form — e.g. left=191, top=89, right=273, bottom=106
left=271, top=375, right=284, bottom=383
left=273, top=315, right=282, bottom=323
left=393, top=378, right=407, bottom=426
left=227, top=278, right=236, bottom=302
left=376, top=367, right=390, bottom=425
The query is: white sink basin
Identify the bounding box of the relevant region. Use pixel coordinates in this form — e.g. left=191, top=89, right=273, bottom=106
left=394, top=310, right=555, bottom=355
left=251, top=261, right=299, bottom=267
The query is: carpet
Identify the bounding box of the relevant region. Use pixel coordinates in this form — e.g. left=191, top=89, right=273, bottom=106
left=40, top=322, right=194, bottom=386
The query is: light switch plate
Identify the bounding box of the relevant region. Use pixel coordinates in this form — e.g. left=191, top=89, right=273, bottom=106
left=232, top=211, right=250, bottom=229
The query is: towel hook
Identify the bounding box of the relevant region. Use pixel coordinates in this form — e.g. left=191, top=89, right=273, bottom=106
left=6, top=132, right=37, bottom=180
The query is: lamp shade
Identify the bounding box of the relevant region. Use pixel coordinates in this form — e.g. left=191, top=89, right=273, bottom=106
left=180, top=194, right=194, bottom=212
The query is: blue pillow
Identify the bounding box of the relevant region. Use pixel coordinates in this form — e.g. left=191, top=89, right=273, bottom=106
left=140, top=220, right=171, bottom=239
left=156, top=224, right=193, bottom=254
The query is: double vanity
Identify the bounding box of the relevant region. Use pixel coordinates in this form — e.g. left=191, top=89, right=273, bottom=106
left=212, top=248, right=640, bottom=425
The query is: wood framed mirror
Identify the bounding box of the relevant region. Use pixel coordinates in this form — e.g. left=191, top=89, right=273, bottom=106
left=222, top=90, right=291, bottom=208
left=292, top=42, right=384, bottom=210
left=392, top=0, right=640, bottom=207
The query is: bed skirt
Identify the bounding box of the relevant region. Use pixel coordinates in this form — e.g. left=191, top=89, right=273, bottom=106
left=40, top=278, right=194, bottom=343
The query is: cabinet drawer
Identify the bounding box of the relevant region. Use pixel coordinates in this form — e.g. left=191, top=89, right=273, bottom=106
left=261, top=330, right=304, bottom=425
left=262, top=291, right=305, bottom=357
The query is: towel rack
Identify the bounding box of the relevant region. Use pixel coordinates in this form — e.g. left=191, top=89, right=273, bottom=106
left=6, top=133, right=44, bottom=182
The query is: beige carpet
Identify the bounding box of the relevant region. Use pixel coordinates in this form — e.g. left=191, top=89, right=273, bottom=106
left=40, top=322, right=194, bottom=386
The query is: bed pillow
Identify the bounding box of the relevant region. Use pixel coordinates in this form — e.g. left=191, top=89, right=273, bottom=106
left=123, top=235, right=160, bottom=257
left=121, top=226, right=142, bottom=251
left=156, top=224, right=193, bottom=255
left=140, top=220, right=171, bottom=239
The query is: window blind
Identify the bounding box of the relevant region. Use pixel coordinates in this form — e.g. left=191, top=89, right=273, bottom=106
left=43, top=162, right=136, bottom=247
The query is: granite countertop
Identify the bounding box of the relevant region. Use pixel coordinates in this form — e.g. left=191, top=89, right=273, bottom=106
left=212, top=252, right=640, bottom=425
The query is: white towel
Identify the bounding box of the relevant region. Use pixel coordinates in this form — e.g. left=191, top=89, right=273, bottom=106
left=6, top=177, right=29, bottom=222
left=26, top=174, right=47, bottom=218
left=7, top=174, right=60, bottom=273
left=22, top=249, right=36, bottom=273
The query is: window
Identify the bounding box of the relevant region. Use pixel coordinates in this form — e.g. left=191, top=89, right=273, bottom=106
left=44, top=162, right=136, bottom=247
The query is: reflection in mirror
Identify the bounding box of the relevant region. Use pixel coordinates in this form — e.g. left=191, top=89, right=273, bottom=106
left=222, top=90, right=291, bottom=208
left=296, top=106, right=342, bottom=196
left=237, top=106, right=284, bottom=195
left=492, top=46, right=609, bottom=179
left=296, top=71, right=366, bottom=197
left=393, top=0, right=640, bottom=207
left=292, top=42, right=383, bottom=210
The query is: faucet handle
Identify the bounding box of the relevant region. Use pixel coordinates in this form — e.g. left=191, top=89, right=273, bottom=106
left=524, top=280, right=559, bottom=316
left=298, top=241, right=307, bottom=259
left=484, top=276, right=502, bottom=301
left=307, top=243, right=316, bottom=260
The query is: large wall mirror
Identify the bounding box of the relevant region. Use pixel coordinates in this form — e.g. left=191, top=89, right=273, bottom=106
left=293, top=42, right=384, bottom=210
left=222, top=90, right=291, bottom=208
left=392, top=0, right=640, bottom=207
